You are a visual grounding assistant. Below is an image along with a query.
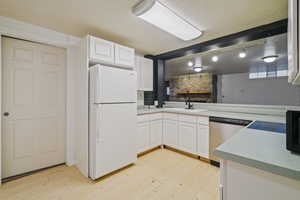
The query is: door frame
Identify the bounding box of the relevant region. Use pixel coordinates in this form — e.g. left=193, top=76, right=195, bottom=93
left=0, top=16, right=81, bottom=183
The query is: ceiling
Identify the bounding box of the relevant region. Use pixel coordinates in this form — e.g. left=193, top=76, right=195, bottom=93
left=0, top=0, right=288, bottom=54
left=165, top=33, right=288, bottom=79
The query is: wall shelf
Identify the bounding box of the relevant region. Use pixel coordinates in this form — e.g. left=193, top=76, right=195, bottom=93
left=176, top=91, right=211, bottom=95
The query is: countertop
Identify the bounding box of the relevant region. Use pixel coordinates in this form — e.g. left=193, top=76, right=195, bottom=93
left=138, top=107, right=300, bottom=182
left=214, top=128, right=300, bottom=181
left=137, top=107, right=285, bottom=123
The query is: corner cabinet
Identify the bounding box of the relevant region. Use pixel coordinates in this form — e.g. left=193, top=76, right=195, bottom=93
left=164, top=119, right=179, bottom=148
left=134, top=55, right=153, bottom=91
left=88, top=35, right=135, bottom=69
left=149, top=120, right=163, bottom=149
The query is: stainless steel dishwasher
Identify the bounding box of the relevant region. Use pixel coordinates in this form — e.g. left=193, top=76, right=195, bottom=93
left=209, top=116, right=252, bottom=166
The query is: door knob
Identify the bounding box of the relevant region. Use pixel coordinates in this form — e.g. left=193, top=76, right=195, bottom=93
left=3, top=112, right=9, bottom=117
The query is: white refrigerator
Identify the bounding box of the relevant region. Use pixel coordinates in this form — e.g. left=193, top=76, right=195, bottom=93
left=89, top=64, right=137, bottom=180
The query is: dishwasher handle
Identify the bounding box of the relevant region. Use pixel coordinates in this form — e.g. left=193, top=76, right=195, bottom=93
left=209, top=116, right=252, bottom=126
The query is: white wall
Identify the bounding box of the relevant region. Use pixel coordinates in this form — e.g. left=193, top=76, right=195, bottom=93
left=218, top=73, right=300, bottom=106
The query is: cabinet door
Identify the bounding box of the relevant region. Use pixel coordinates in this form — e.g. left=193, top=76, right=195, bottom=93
left=288, top=0, right=298, bottom=82
left=115, top=44, right=135, bottom=68
left=149, top=120, right=163, bottom=148
left=89, top=36, right=115, bottom=64
left=134, top=56, right=143, bottom=90
left=197, top=125, right=209, bottom=159
left=179, top=122, right=197, bottom=154
left=137, top=122, right=150, bottom=153
left=164, top=119, right=178, bottom=148
left=141, top=57, right=153, bottom=91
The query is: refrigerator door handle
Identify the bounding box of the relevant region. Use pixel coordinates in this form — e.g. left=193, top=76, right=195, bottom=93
left=96, top=128, right=101, bottom=143
left=96, top=104, right=103, bottom=144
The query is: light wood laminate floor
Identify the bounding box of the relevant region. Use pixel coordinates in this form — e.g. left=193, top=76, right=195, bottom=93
left=0, top=149, right=220, bottom=200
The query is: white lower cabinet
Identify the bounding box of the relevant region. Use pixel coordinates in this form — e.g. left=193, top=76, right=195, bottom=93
left=179, top=122, right=197, bottom=154
left=137, top=121, right=150, bottom=153
left=138, top=113, right=209, bottom=158
left=137, top=114, right=163, bottom=154
left=197, top=124, right=209, bottom=159
left=149, top=120, right=163, bottom=149
left=163, top=119, right=179, bottom=148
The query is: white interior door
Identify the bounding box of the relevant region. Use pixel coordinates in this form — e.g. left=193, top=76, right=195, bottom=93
left=2, top=37, right=66, bottom=178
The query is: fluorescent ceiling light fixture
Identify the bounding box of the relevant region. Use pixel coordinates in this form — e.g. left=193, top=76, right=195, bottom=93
left=133, top=0, right=203, bottom=41
left=262, top=55, right=278, bottom=63
left=212, top=56, right=218, bottom=62
left=239, top=51, right=247, bottom=58
left=193, top=66, right=202, bottom=72
left=188, top=61, right=194, bottom=67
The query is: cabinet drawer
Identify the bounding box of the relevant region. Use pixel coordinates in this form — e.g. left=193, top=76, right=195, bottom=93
left=179, top=114, right=197, bottom=124
left=138, top=115, right=149, bottom=123
left=164, top=113, right=178, bottom=121
left=148, top=113, right=163, bottom=121
left=198, top=116, right=209, bottom=125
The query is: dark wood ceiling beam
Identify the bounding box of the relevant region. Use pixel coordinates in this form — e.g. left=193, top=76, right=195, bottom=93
left=147, top=19, right=288, bottom=61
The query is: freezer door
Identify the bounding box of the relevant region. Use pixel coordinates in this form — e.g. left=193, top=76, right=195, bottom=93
left=90, top=65, right=137, bottom=103
left=89, top=103, right=137, bottom=180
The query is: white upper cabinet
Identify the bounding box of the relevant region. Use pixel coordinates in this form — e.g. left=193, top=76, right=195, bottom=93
left=88, top=35, right=135, bottom=68
left=134, top=56, right=143, bottom=89
left=135, top=55, right=153, bottom=91
left=141, top=57, right=154, bottom=91
left=89, top=36, right=115, bottom=65
left=115, top=44, right=135, bottom=68
left=288, top=0, right=300, bottom=84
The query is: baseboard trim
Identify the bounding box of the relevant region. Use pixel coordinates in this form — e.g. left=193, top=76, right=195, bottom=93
left=164, top=145, right=199, bottom=159
left=138, top=146, right=161, bottom=157
left=199, top=156, right=210, bottom=163
left=2, top=163, right=66, bottom=183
